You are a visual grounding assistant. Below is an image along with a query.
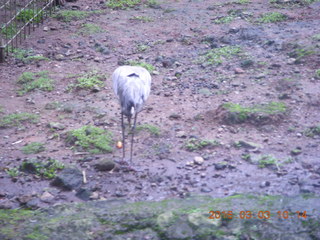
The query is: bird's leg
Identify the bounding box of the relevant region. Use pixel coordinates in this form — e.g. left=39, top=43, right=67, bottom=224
left=121, top=112, right=125, bottom=161
left=129, top=113, right=138, bottom=163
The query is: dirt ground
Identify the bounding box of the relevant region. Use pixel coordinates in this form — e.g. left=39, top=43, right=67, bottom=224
left=0, top=0, right=320, bottom=209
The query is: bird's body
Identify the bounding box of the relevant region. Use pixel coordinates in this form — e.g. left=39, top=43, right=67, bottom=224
left=112, top=65, right=151, bottom=163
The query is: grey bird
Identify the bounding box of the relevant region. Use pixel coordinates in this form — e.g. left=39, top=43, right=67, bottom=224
left=112, top=65, right=152, bottom=163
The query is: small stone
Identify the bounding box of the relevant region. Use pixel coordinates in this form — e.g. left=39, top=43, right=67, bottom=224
left=94, top=159, right=115, bottom=171
left=287, top=58, right=296, bottom=65
left=90, top=192, right=99, bottom=200
left=176, top=131, right=187, bottom=138
left=259, top=181, right=271, bottom=188
left=194, top=156, right=204, bottom=165
left=55, top=54, right=65, bottom=61
left=43, top=26, right=49, bottom=31
left=291, top=147, right=302, bottom=156
left=214, top=162, right=227, bottom=170
left=200, top=187, right=212, bottom=193
left=40, top=191, right=54, bottom=203
left=234, top=67, right=245, bottom=74
left=47, top=122, right=65, bottom=130
left=76, top=188, right=92, bottom=201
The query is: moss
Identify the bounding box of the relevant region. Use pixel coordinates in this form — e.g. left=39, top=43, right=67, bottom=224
left=105, top=0, right=141, bottom=9
left=257, top=12, right=287, bottom=23
left=185, top=138, right=220, bottom=151
left=66, top=125, right=113, bottom=153
left=314, top=69, right=320, bottom=79
left=200, top=46, right=242, bottom=65
left=22, top=142, right=45, bottom=154
left=17, top=71, right=54, bottom=95
left=136, top=124, right=160, bottom=136
left=0, top=112, right=38, bottom=128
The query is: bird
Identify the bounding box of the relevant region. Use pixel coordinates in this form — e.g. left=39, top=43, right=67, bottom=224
left=112, top=65, right=151, bottom=164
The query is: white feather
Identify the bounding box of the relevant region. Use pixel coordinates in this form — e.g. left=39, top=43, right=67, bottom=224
left=112, top=65, right=151, bottom=116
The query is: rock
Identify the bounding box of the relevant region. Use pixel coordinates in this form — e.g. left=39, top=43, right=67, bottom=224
left=51, top=167, right=83, bottom=190
left=194, top=156, right=204, bottom=165
left=236, top=140, right=262, bottom=149
left=234, top=67, right=245, bottom=74
left=291, top=147, right=302, bottom=156
left=200, top=186, right=212, bottom=193
left=43, top=26, right=49, bottom=31
left=76, top=188, right=92, bottom=201
left=259, top=181, right=271, bottom=188
left=94, top=159, right=115, bottom=171
left=55, top=54, right=65, bottom=61
left=214, top=162, right=227, bottom=170
left=47, top=122, right=65, bottom=130
left=240, top=59, right=254, bottom=68
left=176, top=131, right=187, bottom=138
left=40, top=191, right=54, bottom=203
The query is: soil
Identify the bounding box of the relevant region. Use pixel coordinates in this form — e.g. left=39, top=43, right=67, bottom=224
left=0, top=0, right=320, bottom=209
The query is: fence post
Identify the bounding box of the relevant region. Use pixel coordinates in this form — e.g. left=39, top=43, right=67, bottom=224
left=0, top=38, right=5, bottom=63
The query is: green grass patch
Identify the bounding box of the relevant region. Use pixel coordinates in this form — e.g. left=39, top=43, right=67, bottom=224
left=17, top=71, right=54, bottom=95
left=312, top=34, right=320, bottom=41
left=12, top=48, right=48, bottom=63
left=21, top=158, right=64, bottom=179
left=17, top=8, right=43, bottom=23
left=54, top=10, right=90, bottom=22
left=199, top=46, right=242, bottom=65
left=5, top=167, right=20, bottom=178
left=136, top=124, right=160, bottom=136
left=78, top=23, right=104, bottom=35
left=68, top=71, right=105, bottom=90
left=105, top=0, right=141, bottom=9
left=0, top=112, right=38, bottom=128
left=127, top=60, right=156, bottom=72
left=130, top=15, right=153, bottom=22
left=213, top=15, right=235, bottom=24
left=257, top=12, right=287, bottom=23
left=22, top=142, right=45, bottom=154
left=257, top=155, right=279, bottom=168
left=222, top=102, right=287, bottom=124
left=185, top=138, right=220, bottom=151
left=66, top=125, right=113, bottom=154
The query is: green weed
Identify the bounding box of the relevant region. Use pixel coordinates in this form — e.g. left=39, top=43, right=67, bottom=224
left=78, top=23, right=104, bottom=35
left=185, top=138, right=220, bottom=151
left=22, top=142, right=45, bottom=154
left=213, top=15, right=235, bottom=24
left=200, top=46, right=242, bottom=65
left=315, top=69, right=320, bottom=79
left=68, top=71, right=105, bottom=91
left=66, top=125, right=113, bottom=154
left=1, top=24, right=17, bottom=38
left=105, top=0, right=141, bottom=9
left=127, top=60, right=156, bottom=72
left=5, top=167, right=20, bottom=178
left=136, top=124, right=160, bottom=136
left=54, top=10, right=89, bottom=22
left=0, top=113, right=38, bottom=128
left=21, top=158, right=64, bottom=179
left=257, top=12, right=287, bottom=23
left=313, top=34, right=320, bottom=41
left=12, top=48, right=48, bottom=63
left=17, top=8, right=43, bottom=23
left=130, top=16, right=153, bottom=22
left=17, top=71, right=54, bottom=95
left=258, top=155, right=279, bottom=168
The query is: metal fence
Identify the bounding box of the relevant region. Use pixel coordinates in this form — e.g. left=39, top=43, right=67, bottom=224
left=0, top=0, right=58, bottom=62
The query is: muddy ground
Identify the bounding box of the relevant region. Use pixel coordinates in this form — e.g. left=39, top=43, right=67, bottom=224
left=0, top=0, right=320, bottom=209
